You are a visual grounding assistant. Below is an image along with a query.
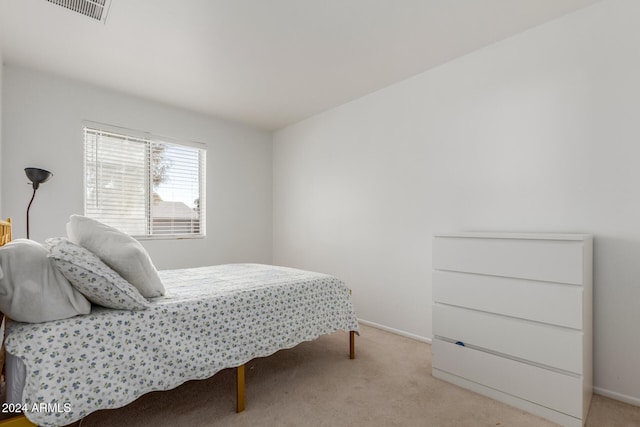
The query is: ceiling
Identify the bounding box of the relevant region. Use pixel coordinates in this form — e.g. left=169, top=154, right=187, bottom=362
left=0, top=0, right=600, bottom=130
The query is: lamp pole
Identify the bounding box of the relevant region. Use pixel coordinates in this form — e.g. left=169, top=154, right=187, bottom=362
left=24, top=168, right=53, bottom=239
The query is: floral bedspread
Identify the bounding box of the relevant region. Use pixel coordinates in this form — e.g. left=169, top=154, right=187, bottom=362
left=5, top=264, right=359, bottom=426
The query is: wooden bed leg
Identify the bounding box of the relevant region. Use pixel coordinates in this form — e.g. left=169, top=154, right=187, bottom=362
left=236, top=364, right=245, bottom=413
left=349, top=331, right=355, bottom=359
left=0, top=414, right=36, bottom=426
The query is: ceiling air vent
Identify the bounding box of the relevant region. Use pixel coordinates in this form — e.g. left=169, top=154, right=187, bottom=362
left=46, top=0, right=112, bottom=23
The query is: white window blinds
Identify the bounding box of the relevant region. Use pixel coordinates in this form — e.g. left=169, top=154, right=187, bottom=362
left=84, top=126, right=206, bottom=238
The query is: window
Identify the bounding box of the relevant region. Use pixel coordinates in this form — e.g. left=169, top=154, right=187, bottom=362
left=84, top=125, right=206, bottom=239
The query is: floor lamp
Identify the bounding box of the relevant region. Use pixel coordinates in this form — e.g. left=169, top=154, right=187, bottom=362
left=25, top=167, right=53, bottom=239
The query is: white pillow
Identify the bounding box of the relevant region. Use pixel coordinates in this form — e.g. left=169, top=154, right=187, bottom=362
left=46, top=238, right=151, bottom=310
left=0, top=239, right=91, bottom=323
left=66, top=215, right=165, bottom=298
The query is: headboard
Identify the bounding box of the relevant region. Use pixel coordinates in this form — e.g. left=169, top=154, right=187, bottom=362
left=0, top=218, right=9, bottom=384
left=0, top=218, right=11, bottom=246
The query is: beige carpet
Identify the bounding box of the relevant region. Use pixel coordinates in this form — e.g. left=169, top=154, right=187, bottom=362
left=56, top=324, right=639, bottom=426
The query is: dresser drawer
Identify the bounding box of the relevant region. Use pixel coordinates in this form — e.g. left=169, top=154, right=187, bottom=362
left=432, top=338, right=582, bottom=418
left=433, top=270, right=583, bottom=329
left=433, top=304, right=583, bottom=374
left=433, top=236, right=585, bottom=285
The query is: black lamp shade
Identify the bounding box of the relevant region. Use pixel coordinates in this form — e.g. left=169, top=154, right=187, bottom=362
left=25, top=168, right=53, bottom=189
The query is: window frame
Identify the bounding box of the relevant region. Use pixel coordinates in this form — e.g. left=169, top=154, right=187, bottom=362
left=82, top=122, right=206, bottom=240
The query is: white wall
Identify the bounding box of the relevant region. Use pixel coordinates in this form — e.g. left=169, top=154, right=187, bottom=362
left=273, top=0, right=640, bottom=405
left=2, top=65, right=272, bottom=269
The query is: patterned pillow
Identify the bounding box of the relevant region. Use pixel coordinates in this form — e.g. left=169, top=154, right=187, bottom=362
left=46, top=237, right=150, bottom=310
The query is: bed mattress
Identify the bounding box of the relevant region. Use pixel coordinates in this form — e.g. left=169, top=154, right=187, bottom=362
left=5, top=263, right=359, bottom=426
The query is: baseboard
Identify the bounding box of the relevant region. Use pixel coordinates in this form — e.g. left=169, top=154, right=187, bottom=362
left=357, top=318, right=431, bottom=344
left=594, top=386, right=640, bottom=407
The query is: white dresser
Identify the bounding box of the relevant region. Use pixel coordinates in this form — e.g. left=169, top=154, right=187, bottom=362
left=432, top=232, right=592, bottom=427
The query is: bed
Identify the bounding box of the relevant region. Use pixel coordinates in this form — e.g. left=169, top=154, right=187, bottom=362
left=0, top=218, right=359, bottom=427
